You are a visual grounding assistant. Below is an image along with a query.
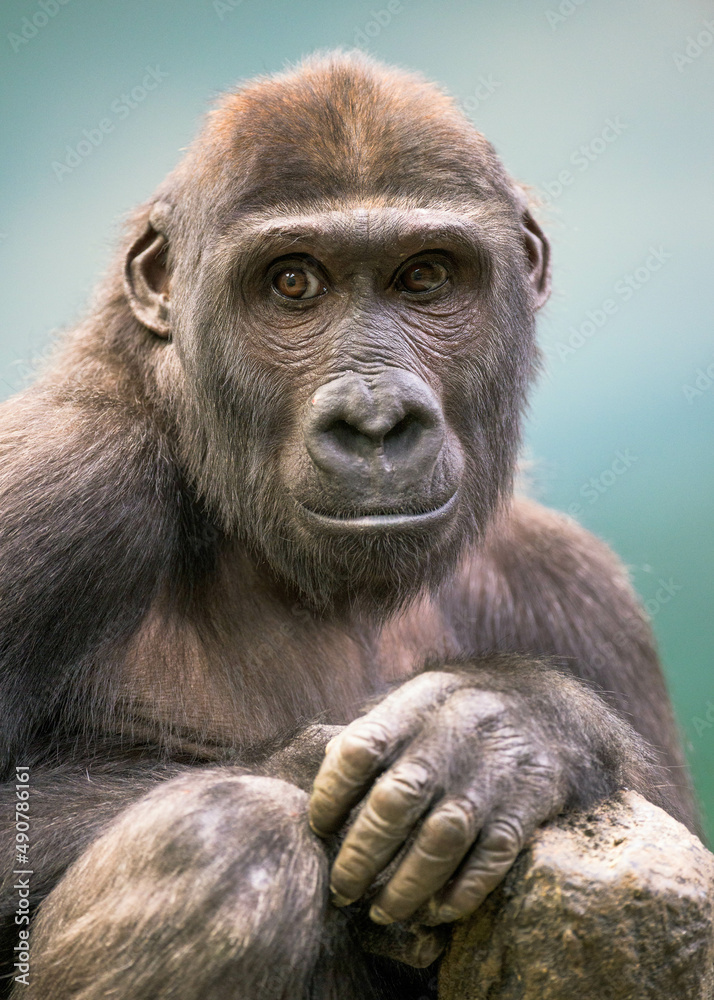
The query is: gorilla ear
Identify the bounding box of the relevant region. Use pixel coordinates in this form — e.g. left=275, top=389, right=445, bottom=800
left=521, top=207, right=551, bottom=310
left=124, top=202, right=173, bottom=338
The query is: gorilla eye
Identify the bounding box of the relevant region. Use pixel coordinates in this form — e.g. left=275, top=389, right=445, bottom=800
left=272, top=266, right=326, bottom=300
left=397, top=261, right=449, bottom=294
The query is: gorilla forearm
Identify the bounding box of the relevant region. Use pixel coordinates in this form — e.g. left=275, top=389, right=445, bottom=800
left=0, top=735, right=349, bottom=1000
left=0, top=727, right=339, bottom=910
left=0, top=763, right=177, bottom=997
left=0, top=666, right=648, bottom=997
left=3, top=769, right=335, bottom=1000
left=0, top=763, right=185, bottom=927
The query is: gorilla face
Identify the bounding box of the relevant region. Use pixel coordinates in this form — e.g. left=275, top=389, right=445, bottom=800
left=125, top=54, right=549, bottom=612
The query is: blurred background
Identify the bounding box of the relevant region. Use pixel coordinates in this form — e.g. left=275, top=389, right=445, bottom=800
left=0, top=0, right=712, bottom=834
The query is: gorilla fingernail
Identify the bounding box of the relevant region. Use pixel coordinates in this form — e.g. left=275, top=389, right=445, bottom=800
left=369, top=905, right=395, bottom=925
left=330, top=889, right=355, bottom=908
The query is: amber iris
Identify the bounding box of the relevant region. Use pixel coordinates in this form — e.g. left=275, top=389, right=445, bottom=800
left=273, top=267, right=326, bottom=300
left=399, top=262, right=448, bottom=293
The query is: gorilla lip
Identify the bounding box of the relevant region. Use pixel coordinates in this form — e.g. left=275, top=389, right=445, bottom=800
left=295, top=491, right=459, bottom=531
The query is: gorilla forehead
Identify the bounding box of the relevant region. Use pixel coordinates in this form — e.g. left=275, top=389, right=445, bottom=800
left=182, top=51, right=518, bottom=217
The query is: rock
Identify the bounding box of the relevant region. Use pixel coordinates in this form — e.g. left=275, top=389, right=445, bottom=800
left=438, top=791, right=714, bottom=1000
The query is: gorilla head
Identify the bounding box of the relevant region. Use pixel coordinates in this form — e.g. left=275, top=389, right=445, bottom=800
left=123, top=52, right=550, bottom=612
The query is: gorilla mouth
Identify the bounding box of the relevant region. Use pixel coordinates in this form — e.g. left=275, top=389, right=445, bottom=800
left=295, top=491, right=459, bottom=531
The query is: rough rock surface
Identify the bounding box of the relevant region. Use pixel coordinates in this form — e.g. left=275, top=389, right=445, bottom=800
left=438, top=791, right=714, bottom=1000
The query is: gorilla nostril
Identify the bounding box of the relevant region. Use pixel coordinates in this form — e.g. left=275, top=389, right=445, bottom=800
left=383, top=413, right=423, bottom=459
left=325, top=419, right=374, bottom=461
left=321, top=411, right=430, bottom=470
left=384, top=414, right=412, bottom=442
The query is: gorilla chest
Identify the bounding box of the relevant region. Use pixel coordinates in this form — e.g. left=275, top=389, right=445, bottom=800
left=115, top=593, right=460, bottom=749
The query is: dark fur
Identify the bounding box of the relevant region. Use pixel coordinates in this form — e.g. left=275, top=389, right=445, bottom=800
left=0, top=52, right=697, bottom=999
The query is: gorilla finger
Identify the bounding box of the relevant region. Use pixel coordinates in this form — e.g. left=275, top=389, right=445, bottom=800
left=426, top=815, right=526, bottom=924
left=309, top=719, right=396, bottom=836
left=368, top=796, right=479, bottom=924
left=328, top=761, right=436, bottom=905
left=309, top=674, right=459, bottom=836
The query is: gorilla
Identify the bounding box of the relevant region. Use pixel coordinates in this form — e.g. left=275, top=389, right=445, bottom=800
left=0, top=51, right=697, bottom=1000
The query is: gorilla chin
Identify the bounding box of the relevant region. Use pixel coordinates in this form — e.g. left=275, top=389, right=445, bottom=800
left=260, top=490, right=472, bottom=618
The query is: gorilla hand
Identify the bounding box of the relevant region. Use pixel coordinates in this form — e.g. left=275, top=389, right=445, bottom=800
left=309, top=663, right=646, bottom=926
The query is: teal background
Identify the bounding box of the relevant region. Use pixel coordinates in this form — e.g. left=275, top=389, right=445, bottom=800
left=1, top=0, right=712, bottom=834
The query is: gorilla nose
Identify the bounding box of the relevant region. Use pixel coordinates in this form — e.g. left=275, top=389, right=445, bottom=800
left=303, top=371, right=445, bottom=492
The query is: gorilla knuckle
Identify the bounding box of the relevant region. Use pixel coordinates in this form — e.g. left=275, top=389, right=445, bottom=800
left=480, top=816, right=525, bottom=860
left=448, top=687, right=510, bottom=726
left=385, top=762, right=434, bottom=801
left=525, top=747, right=561, bottom=780
left=422, top=799, right=476, bottom=851
left=371, top=763, right=432, bottom=820
left=338, top=723, right=391, bottom=774
left=404, top=670, right=464, bottom=699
